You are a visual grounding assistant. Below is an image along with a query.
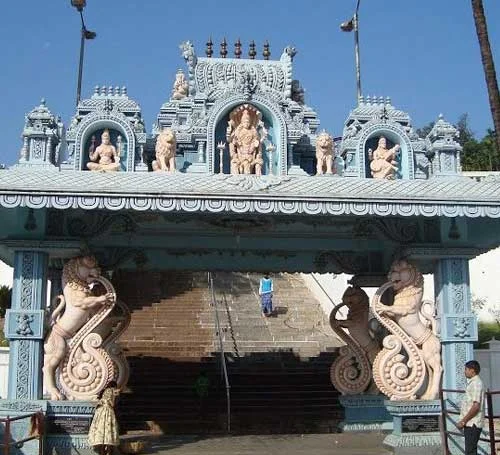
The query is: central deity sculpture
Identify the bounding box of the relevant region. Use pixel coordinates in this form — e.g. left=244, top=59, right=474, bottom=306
left=371, top=259, right=442, bottom=400
left=87, top=129, right=121, bottom=172
left=227, top=104, right=266, bottom=175
left=368, top=136, right=400, bottom=179
left=43, top=256, right=130, bottom=400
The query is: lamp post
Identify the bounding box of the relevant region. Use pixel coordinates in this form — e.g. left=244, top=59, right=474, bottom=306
left=341, top=0, right=362, bottom=103
left=71, top=0, right=96, bottom=106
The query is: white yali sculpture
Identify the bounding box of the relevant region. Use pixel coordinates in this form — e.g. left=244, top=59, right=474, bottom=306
left=43, top=256, right=130, bottom=400
left=330, top=286, right=381, bottom=395
left=315, top=131, right=335, bottom=175
left=371, top=259, right=442, bottom=400
left=152, top=128, right=177, bottom=172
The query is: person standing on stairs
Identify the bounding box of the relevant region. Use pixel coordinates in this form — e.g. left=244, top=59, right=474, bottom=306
left=259, top=273, right=274, bottom=317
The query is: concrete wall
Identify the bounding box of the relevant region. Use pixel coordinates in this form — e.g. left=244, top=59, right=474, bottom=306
left=0, top=347, right=8, bottom=398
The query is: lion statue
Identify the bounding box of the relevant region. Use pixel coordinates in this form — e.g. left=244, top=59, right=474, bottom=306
left=43, top=256, right=114, bottom=400
left=330, top=286, right=381, bottom=394
left=315, top=131, right=335, bottom=175
left=152, top=128, right=177, bottom=172
left=372, top=259, right=442, bottom=400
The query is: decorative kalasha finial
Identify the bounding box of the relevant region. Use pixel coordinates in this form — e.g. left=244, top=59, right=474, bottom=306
left=249, top=40, right=256, bottom=59
left=206, top=37, right=213, bottom=57
left=217, top=141, right=226, bottom=174
left=234, top=38, right=242, bottom=59
left=263, top=41, right=271, bottom=60
left=220, top=38, right=228, bottom=58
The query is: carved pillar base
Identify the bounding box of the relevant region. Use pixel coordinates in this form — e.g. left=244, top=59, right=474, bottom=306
left=44, top=401, right=97, bottom=455
left=338, top=394, right=392, bottom=432
left=383, top=400, right=441, bottom=455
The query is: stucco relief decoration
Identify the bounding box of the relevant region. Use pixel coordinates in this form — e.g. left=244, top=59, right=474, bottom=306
left=368, top=136, right=400, bottom=179
left=16, top=314, right=34, bottom=336
left=227, top=104, right=268, bottom=175
left=329, top=286, right=381, bottom=395
left=371, top=260, right=442, bottom=400
left=87, top=129, right=121, bottom=172
left=43, top=256, right=130, bottom=400
left=152, top=128, right=177, bottom=172
left=315, top=131, right=335, bottom=175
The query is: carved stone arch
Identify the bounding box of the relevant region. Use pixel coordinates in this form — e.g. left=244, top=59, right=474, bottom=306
left=357, top=122, right=414, bottom=179
left=74, top=112, right=136, bottom=171
left=206, top=94, right=288, bottom=175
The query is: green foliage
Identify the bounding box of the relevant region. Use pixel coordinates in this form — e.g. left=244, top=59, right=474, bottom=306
left=475, top=321, right=500, bottom=349
left=0, top=328, right=8, bottom=347
left=0, top=285, right=11, bottom=318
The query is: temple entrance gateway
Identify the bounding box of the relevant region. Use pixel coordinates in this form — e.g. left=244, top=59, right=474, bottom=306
left=0, top=39, right=499, bottom=455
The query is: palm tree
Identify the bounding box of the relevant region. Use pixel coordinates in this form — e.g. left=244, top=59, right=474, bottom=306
left=471, top=0, right=500, bottom=155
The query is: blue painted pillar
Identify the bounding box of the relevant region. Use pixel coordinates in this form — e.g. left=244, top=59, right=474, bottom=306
left=4, top=251, right=48, bottom=399
left=434, top=258, right=477, bottom=391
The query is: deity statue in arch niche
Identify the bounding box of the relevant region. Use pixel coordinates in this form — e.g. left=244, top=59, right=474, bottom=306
left=368, top=136, right=400, bottom=179
left=87, top=129, right=121, bottom=172
left=227, top=104, right=269, bottom=175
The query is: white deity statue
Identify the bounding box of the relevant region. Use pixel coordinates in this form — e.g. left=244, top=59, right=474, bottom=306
left=368, top=136, right=400, bottom=179
left=87, top=129, right=121, bottom=172
left=172, top=69, right=189, bottom=100
left=152, top=128, right=177, bottom=172
left=371, top=259, right=442, bottom=400
left=315, top=131, right=335, bottom=175
left=227, top=104, right=266, bottom=175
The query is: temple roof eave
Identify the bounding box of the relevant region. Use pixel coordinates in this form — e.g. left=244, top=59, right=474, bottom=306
left=0, top=170, right=499, bottom=218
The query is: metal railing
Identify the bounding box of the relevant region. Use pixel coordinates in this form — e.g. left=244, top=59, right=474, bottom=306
left=0, top=412, right=44, bottom=455
left=207, top=272, right=231, bottom=433
left=440, top=387, right=500, bottom=455
left=308, top=273, right=338, bottom=308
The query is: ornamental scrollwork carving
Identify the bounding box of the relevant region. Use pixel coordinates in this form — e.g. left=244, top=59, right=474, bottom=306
left=371, top=259, right=442, bottom=400
left=43, top=256, right=130, bottom=400
left=329, top=286, right=381, bottom=395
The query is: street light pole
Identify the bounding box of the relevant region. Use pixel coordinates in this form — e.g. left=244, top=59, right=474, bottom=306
left=354, top=0, right=362, bottom=102
left=341, top=0, right=362, bottom=103
left=71, top=0, right=96, bottom=106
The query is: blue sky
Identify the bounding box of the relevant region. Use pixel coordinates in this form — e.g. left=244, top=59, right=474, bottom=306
left=0, top=0, right=498, bottom=165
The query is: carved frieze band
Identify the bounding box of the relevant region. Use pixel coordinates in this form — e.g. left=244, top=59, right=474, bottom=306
left=1, top=194, right=499, bottom=218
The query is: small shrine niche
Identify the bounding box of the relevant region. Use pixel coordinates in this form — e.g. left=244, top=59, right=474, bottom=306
left=214, top=103, right=278, bottom=176
left=84, top=128, right=127, bottom=172
left=365, top=134, right=402, bottom=180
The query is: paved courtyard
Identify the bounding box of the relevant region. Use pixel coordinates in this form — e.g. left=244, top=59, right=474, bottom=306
left=131, top=432, right=392, bottom=455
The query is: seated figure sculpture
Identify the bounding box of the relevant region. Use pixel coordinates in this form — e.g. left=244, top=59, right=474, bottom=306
left=368, top=136, right=400, bottom=179
left=172, top=69, right=189, bottom=100
left=87, top=129, right=120, bottom=172
left=227, top=105, right=265, bottom=175
left=152, top=128, right=177, bottom=172
left=315, top=131, right=335, bottom=175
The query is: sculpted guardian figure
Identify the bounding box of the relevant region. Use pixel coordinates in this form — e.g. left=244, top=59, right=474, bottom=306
left=172, top=69, right=189, bottom=100
left=87, top=129, right=121, bottom=172
left=330, top=286, right=381, bottom=395
left=152, top=128, right=177, bottom=172
left=43, top=256, right=115, bottom=400
left=227, top=105, right=265, bottom=175
left=371, top=259, right=442, bottom=400
left=368, top=136, right=400, bottom=179
left=316, top=132, right=335, bottom=175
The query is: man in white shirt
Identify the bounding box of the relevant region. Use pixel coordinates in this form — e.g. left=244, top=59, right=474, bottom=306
left=457, top=360, right=485, bottom=455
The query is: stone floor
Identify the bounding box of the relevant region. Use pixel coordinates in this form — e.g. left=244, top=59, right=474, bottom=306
left=125, top=432, right=392, bottom=455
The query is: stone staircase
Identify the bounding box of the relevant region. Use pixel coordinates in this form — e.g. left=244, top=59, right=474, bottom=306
left=113, top=270, right=344, bottom=434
